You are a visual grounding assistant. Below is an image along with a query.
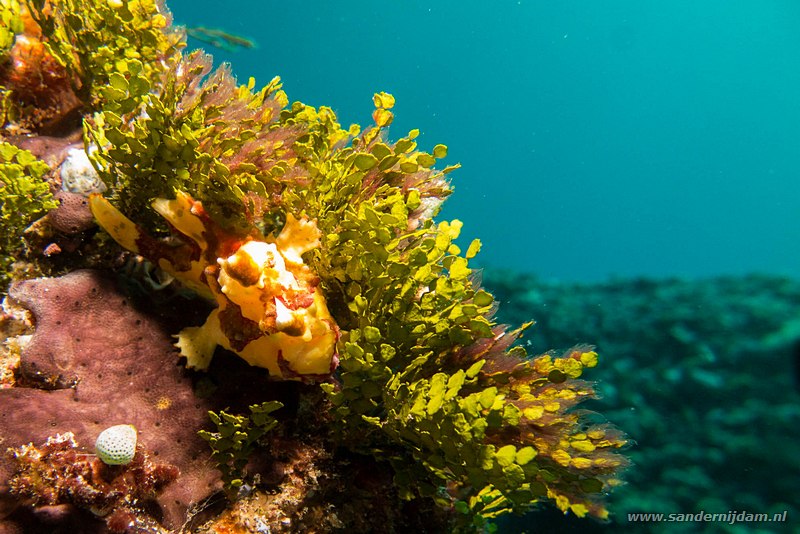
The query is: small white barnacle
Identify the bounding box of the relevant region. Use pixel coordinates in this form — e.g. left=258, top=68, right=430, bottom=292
left=95, top=424, right=137, bottom=465
left=61, top=147, right=107, bottom=196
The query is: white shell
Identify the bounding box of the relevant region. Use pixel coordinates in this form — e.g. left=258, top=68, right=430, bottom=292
left=95, top=424, right=137, bottom=465
left=60, top=147, right=106, bottom=196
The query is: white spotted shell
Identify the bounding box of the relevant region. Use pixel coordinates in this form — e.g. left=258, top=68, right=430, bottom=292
left=95, top=424, right=137, bottom=465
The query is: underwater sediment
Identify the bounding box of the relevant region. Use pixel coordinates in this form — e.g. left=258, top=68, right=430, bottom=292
left=0, top=1, right=629, bottom=532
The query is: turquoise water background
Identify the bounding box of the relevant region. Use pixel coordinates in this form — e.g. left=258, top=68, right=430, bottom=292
left=168, top=0, right=800, bottom=282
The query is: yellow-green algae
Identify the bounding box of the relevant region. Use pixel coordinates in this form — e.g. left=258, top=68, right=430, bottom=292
left=0, top=142, right=56, bottom=290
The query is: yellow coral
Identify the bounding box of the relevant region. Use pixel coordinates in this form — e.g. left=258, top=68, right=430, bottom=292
left=89, top=192, right=338, bottom=380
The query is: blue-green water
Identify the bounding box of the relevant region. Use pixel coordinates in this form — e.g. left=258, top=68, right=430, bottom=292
left=168, top=0, right=800, bottom=282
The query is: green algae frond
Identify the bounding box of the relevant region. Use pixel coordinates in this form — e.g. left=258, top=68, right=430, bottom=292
left=25, top=0, right=183, bottom=110
left=0, top=142, right=55, bottom=291
left=0, top=0, right=23, bottom=52
left=198, top=401, right=283, bottom=495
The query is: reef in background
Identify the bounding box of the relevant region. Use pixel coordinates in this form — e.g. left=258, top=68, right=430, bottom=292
left=485, top=271, right=800, bottom=534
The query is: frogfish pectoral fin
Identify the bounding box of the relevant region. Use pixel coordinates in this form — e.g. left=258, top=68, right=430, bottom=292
left=89, top=193, right=142, bottom=253
left=175, top=308, right=223, bottom=370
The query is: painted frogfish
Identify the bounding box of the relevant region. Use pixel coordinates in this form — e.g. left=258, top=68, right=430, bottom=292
left=89, top=192, right=338, bottom=381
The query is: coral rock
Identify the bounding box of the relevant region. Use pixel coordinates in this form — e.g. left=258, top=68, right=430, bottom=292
left=8, top=431, right=178, bottom=530
left=48, top=190, right=95, bottom=235
left=0, top=270, right=220, bottom=529
left=0, top=33, right=83, bottom=135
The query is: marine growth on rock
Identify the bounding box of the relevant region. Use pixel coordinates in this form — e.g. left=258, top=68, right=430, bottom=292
left=0, top=0, right=630, bottom=531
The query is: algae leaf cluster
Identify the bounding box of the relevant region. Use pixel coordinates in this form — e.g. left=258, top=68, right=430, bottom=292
left=198, top=401, right=283, bottom=495
left=0, top=142, right=55, bottom=291
left=86, top=51, right=290, bottom=233
left=0, top=0, right=23, bottom=52
left=298, top=98, right=628, bottom=524
left=24, top=0, right=183, bottom=109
